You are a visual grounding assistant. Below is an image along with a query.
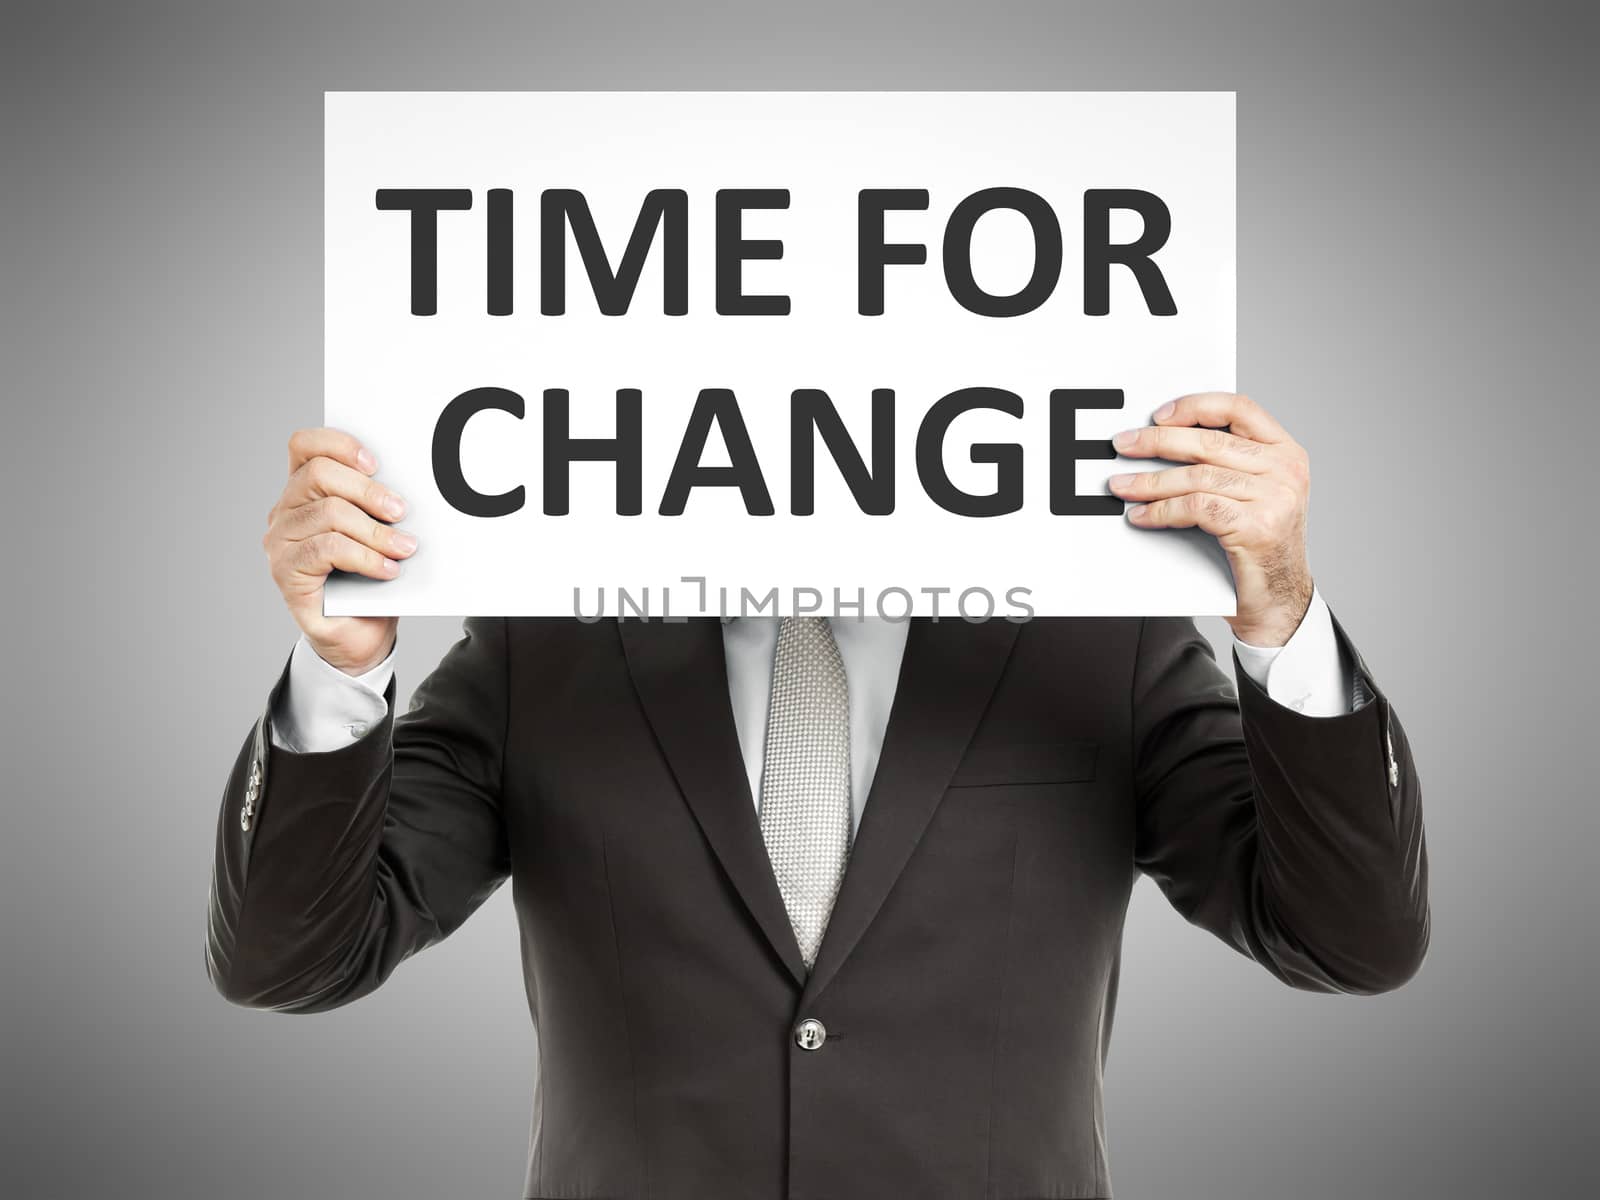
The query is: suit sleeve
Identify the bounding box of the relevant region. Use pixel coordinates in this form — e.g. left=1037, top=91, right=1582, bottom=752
left=1131, top=613, right=1429, bottom=994
left=206, top=617, right=512, bottom=1012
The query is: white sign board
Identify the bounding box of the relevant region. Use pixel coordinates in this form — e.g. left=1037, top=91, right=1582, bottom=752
left=325, top=91, right=1236, bottom=618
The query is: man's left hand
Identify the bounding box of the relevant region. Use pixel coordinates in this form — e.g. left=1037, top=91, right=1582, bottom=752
left=1108, top=392, right=1314, bottom=648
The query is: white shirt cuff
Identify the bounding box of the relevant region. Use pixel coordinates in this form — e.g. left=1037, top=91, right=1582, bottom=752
left=1231, top=587, right=1354, bottom=717
left=268, top=634, right=395, bottom=753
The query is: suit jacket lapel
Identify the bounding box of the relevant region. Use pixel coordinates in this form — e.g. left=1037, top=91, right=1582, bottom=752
left=801, top=616, right=1021, bottom=1005
left=617, top=618, right=809, bottom=987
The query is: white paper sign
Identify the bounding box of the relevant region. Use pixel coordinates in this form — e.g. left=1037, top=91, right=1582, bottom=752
left=325, top=91, right=1235, bottom=618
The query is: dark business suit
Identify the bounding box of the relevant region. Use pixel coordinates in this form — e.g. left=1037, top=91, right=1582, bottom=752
left=207, top=615, right=1428, bottom=1199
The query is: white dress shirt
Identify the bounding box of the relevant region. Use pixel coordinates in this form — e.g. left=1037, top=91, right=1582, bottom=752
left=270, top=593, right=1356, bottom=825
left=722, top=616, right=911, bottom=836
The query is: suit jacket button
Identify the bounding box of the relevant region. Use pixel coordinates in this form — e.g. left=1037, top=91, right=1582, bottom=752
left=794, top=1018, right=827, bottom=1051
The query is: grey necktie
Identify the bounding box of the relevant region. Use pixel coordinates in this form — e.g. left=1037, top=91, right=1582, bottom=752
left=758, top=617, right=853, bottom=970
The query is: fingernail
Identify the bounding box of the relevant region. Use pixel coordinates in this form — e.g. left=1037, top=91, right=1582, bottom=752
left=383, top=494, right=406, bottom=520
left=1112, top=430, right=1139, bottom=451
left=356, top=447, right=378, bottom=473
left=381, top=557, right=400, bottom=575
left=392, top=530, right=418, bottom=554
left=1153, top=401, right=1176, bottom=421
left=1108, top=473, right=1134, bottom=490
left=1127, top=504, right=1148, bottom=519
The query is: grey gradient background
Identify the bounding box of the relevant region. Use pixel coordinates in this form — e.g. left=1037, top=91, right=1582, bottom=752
left=4, top=1, right=1595, bottom=1197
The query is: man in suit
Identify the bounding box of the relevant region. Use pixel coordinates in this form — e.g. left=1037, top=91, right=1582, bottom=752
left=208, top=391, right=1428, bottom=1199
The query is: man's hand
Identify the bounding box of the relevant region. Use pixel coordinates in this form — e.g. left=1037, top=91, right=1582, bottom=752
left=1108, top=392, right=1314, bottom=647
left=263, top=427, right=416, bottom=675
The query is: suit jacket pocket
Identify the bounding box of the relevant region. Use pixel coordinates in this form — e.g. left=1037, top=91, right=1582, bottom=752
left=947, top=738, right=1099, bottom=788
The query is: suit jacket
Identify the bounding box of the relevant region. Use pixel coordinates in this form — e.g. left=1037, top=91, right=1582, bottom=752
left=207, top=616, right=1428, bottom=1200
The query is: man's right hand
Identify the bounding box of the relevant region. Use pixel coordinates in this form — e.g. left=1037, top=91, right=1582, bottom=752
left=264, top=427, right=416, bottom=675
